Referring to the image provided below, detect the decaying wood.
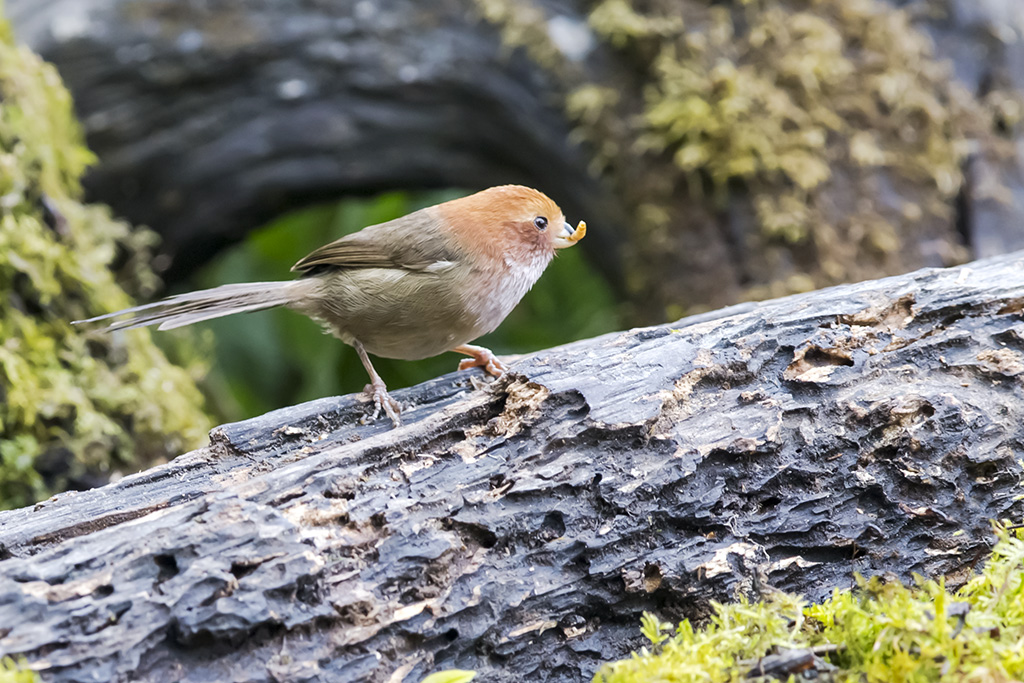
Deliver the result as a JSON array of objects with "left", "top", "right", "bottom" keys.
[{"left": 2, "top": 251, "right": 1024, "bottom": 682}]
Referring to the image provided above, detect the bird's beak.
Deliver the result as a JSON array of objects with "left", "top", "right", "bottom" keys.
[{"left": 553, "top": 220, "right": 587, "bottom": 249}]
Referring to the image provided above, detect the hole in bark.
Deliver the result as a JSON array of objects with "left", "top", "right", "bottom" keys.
[
  {"left": 540, "top": 511, "right": 566, "bottom": 540},
  {"left": 796, "top": 346, "right": 854, "bottom": 370},
  {"left": 323, "top": 479, "right": 358, "bottom": 499},
  {"left": 334, "top": 599, "right": 376, "bottom": 624},
  {"left": 996, "top": 298, "right": 1024, "bottom": 316},
  {"left": 479, "top": 529, "right": 498, "bottom": 548},
  {"left": 561, "top": 613, "right": 586, "bottom": 630},
  {"left": 294, "top": 575, "right": 321, "bottom": 605},
  {"left": 770, "top": 544, "right": 858, "bottom": 563},
  {"left": 443, "top": 519, "right": 498, "bottom": 549},
  {"left": 270, "top": 489, "right": 305, "bottom": 506},
  {"left": 230, "top": 561, "right": 259, "bottom": 580},
  {"left": 154, "top": 554, "right": 179, "bottom": 581},
  {"left": 467, "top": 524, "right": 498, "bottom": 549},
  {"left": 444, "top": 628, "right": 459, "bottom": 642},
  {"left": 966, "top": 459, "right": 1009, "bottom": 484},
  {"left": 643, "top": 564, "right": 663, "bottom": 592},
  {"left": 94, "top": 583, "right": 114, "bottom": 597}
]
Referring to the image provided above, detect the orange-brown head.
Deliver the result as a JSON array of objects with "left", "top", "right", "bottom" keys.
[{"left": 435, "top": 185, "right": 585, "bottom": 267}]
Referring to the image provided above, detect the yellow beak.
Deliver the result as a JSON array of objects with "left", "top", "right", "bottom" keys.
[{"left": 553, "top": 220, "right": 586, "bottom": 249}]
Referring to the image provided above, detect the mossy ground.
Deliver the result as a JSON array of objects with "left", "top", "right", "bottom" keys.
[
  {"left": 0, "top": 12, "right": 211, "bottom": 508},
  {"left": 596, "top": 525, "right": 1024, "bottom": 683}
]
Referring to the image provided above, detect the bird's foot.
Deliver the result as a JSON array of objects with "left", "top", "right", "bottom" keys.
[
  {"left": 455, "top": 345, "right": 507, "bottom": 378},
  {"left": 360, "top": 381, "right": 402, "bottom": 427}
]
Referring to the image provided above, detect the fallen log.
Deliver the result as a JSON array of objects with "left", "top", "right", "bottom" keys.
[{"left": 2, "top": 251, "right": 1023, "bottom": 682}]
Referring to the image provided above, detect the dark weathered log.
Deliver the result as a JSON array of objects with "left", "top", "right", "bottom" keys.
[{"left": 2, "top": 252, "right": 1024, "bottom": 682}]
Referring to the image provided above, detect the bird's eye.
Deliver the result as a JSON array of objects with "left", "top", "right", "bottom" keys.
[{"left": 534, "top": 216, "right": 548, "bottom": 231}]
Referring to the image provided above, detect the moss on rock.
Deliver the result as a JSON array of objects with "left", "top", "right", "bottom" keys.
[{"left": 0, "top": 15, "right": 211, "bottom": 509}]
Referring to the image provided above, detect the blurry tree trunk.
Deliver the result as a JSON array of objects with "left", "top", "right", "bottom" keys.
[
  {"left": 7, "top": 0, "right": 1024, "bottom": 319},
  {"left": 1, "top": 252, "right": 1023, "bottom": 682},
  {"left": 6, "top": 0, "right": 626, "bottom": 287}
]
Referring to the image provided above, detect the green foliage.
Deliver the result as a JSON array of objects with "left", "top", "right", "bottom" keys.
[
  {"left": 195, "top": 192, "right": 619, "bottom": 422},
  {"left": 0, "top": 17, "right": 210, "bottom": 508},
  {"left": 0, "top": 658, "right": 38, "bottom": 683},
  {"left": 596, "top": 525, "right": 1024, "bottom": 683}
]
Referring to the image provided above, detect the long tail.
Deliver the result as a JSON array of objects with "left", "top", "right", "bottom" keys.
[{"left": 74, "top": 280, "right": 317, "bottom": 332}]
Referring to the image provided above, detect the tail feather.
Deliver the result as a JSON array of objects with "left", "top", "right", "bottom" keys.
[{"left": 74, "top": 280, "right": 314, "bottom": 332}]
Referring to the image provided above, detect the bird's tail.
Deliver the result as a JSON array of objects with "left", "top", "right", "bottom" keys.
[{"left": 74, "top": 280, "right": 317, "bottom": 332}]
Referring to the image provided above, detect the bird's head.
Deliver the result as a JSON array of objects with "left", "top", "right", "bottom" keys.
[{"left": 438, "top": 185, "right": 586, "bottom": 266}]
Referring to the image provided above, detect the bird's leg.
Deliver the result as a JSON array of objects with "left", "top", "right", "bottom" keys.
[
  {"left": 353, "top": 340, "right": 401, "bottom": 426},
  {"left": 453, "top": 344, "right": 507, "bottom": 377}
]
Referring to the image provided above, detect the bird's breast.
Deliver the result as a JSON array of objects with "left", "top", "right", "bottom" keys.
[{"left": 462, "top": 251, "right": 551, "bottom": 333}]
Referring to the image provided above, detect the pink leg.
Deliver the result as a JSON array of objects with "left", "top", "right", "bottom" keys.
[
  {"left": 453, "top": 344, "right": 507, "bottom": 378},
  {"left": 353, "top": 340, "right": 401, "bottom": 426}
]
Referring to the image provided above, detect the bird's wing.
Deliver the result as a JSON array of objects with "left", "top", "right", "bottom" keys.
[{"left": 291, "top": 207, "right": 458, "bottom": 274}]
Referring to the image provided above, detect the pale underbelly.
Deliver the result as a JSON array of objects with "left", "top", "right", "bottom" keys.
[{"left": 300, "top": 267, "right": 513, "bottom": 360}]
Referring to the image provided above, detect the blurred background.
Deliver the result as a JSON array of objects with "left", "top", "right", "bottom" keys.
[{"left": 2, "top": 0, "right": 1023, "bottom": 506}]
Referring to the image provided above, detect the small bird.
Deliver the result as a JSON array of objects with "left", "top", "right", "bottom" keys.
[{"left": 76, "top": 185, "right": 586, "bottom": 426}]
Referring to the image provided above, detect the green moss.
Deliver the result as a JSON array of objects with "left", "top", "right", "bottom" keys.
[
  {"left": 419, "top": 671, "right": 476, "bottom": 683},
  {"left": 595, "top": 524, "right": 1024, "bottom": 683},
  {"left": 0, "top": 658, "right": 38, "bottom": 683},
  {"left": 475, "top": 0, "right": 1018, "bottom": 319},
  {"left": 0, "top": 14, "right": 211, "bottom": 508},
  {"left": 583, "top": 0, "right": 1011, "bottom": 310},
  {"left": 472, "top": 0, "right": 575, "bottom": 79}
]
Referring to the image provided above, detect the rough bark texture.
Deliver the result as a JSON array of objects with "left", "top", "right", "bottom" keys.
[{"left": 2, "top": 251, "right": 1024, "bottom": 683}]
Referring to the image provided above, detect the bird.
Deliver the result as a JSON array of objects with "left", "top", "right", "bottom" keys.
[{"left": 75, "top": 185, "right": 587, "bottom": 426}]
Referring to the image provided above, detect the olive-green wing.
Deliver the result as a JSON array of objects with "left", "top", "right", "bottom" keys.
[{"left": 291, "top": 208, "right": 457, "bottom": 274}]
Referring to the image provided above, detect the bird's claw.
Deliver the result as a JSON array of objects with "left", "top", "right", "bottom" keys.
[
  {"left": 361, "top": 382, "right": 402, "bottom": 426},
  {"left": 457, "top": 351, "right": 507, "bottom": 378}
]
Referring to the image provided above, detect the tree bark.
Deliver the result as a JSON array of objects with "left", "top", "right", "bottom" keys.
[{"left": 2, "top": 251, "right": 1023, "bottom": 683}]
